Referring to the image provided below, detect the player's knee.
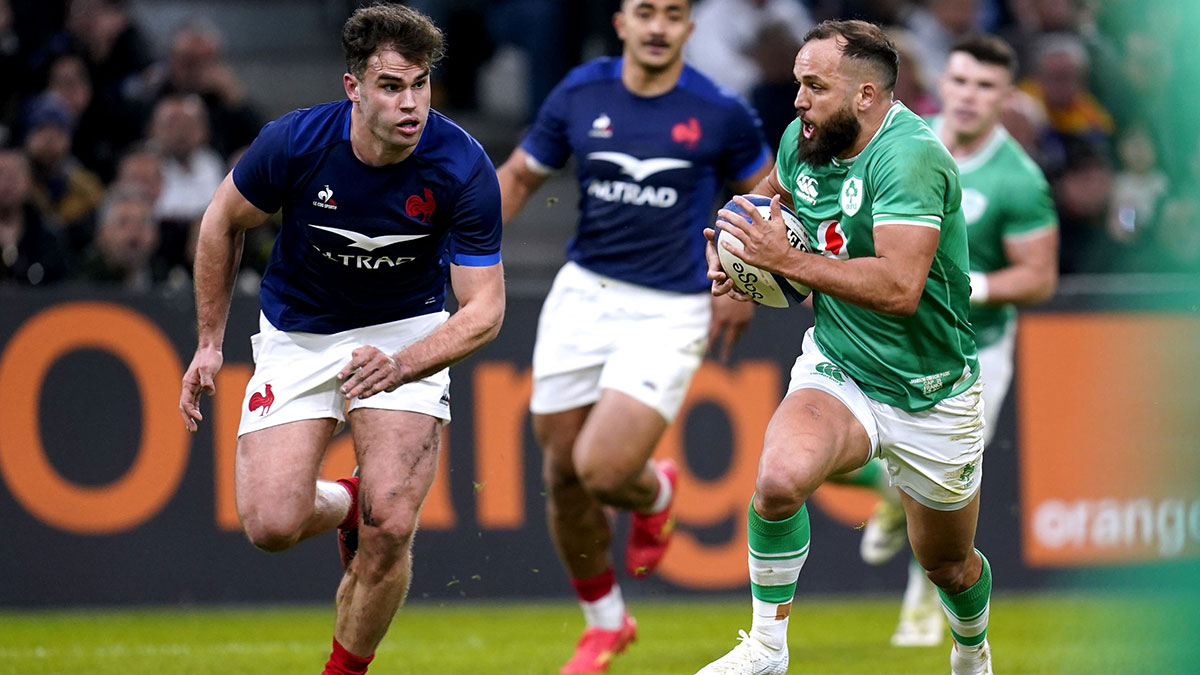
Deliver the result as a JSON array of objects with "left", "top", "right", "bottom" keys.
[
  {"left": 359, "top": 510, "right": 419, "bottom": 566},
  {"left": 754, "top": 452, "right": 820, "bottom": 516},
  {"left": 241, "top": 515, "right": 303, "bottom": 553},
  {"left": 576, "top": 461, "right": 633, "bottom": 503}
]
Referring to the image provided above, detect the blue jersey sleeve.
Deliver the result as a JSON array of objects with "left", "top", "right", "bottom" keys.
[
  {"left": 721, "top": 99, "right": 771, "bottom": 183},
  {"left": 447, "top": 153, "right": 503, "bottom": 266},
  {"left": 232, "top": 114, "right": 293, "bottom": 214},
  {"left": 519, "top": 79, "right": 572, "bottom": 170}
]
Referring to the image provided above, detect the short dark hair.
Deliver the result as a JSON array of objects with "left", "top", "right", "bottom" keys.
[
  {"left": 803, "top": 20, "right": 898, "bottom": 91},
  {"left": 950, "top": 34, "right": 1018, "bottom": 77},
  {"left": 342, "top": 3, "right": 445, "bottom": 79}
]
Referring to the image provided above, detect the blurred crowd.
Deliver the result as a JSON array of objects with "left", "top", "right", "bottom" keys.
[{"left": 1, "top": 0, "right": 1196, "bottom": 290}]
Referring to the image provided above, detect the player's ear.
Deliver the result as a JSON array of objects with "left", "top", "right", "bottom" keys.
[
  {"left": 344, "top": 72, "right": 361, "bottom": 103},
  {"left": 857, "top": 81, "right": 877, "bottom": 112},
  {"left": 613, "top": 3, "right": 627, "bottom": 41}
]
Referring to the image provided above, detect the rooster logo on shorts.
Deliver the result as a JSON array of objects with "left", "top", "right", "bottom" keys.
[{"left": 249, "top": 384, "right": 275, "bottom": 416}]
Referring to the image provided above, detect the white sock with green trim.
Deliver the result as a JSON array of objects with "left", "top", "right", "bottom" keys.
[{"left": 747, "top": 501, "right": 810, "bottom": 651}]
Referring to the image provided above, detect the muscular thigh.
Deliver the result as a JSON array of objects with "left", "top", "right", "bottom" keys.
[
  {"left": 349, "top": 408, "right": 441, "bottom": 524},
  {"left": 761, "top": 388, "right": 872, "bottom": 492},
  {"left": 236, "top": 418, "right": 338, "bottom": 516},
  {"left": 573, "top": 389, "right": 668, "bottom": 480}
]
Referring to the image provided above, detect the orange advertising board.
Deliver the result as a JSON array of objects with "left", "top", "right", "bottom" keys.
[{"left": 1018, "top": 313, "right": 1200, "bottom": 567}]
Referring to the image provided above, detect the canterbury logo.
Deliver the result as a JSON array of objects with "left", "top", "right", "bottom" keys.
[
  {"left": 308, "top": 224, "right": 429, "bottom": 251},
  {"left": 405, "top": 188, "right": 436, "bottom": 222},
  {"left": 586, "top": 152, "right": 692, "bottom": 182},
  {"left": 815, "top": 362, "right": 845, "bottom": 383}
]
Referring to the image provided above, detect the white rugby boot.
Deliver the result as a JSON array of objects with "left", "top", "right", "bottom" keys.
[
  {"left": 694, "top": 630, "right": 788, "bottom": 675},
  {"left": 950, "top": 639, "right": 993, "bottom": 675},
  {"left": 860, "top": 498, "right": 907, "bottom": 565},
  {"left": 891, "top": 565, "right": 945, "bottom": 647}
]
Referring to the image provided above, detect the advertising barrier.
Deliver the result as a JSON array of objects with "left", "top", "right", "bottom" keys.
[{"left": 0, "top": 288, "right": 1196, "bottom": 606}]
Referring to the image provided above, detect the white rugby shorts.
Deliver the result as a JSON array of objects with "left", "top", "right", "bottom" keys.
[
  {"left": 530, "top": 262, "right": 710, "bottom": 422},
  {"left": 786, "top": 327, "right": 986, "bottom": 511},
  {"left": 238, "top": 311, "right": 451, "bottom": 437},
  {"left": 977, "top": 321, "right": 1016, "bottom": 446}
]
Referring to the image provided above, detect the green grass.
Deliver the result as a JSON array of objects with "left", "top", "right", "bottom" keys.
[{"left": 0, "top": 593, "right": 1192, "bottom": 674}]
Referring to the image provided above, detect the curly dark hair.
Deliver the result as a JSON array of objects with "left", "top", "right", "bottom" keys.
[{"left": 342, "top": 3, "right": 445, "bottom": 78}]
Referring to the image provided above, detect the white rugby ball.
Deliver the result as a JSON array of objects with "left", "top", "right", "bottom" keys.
[{"left": 715, "top": 195, "right": 813, "bottom": 308}]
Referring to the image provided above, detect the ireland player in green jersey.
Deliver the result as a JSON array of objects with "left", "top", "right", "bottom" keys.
[
  {"left": 695, "top": 21, "right": 993, "bottom": 675},
  {"left": 857, "top": 34, "right": 1059, "bottom": 650}
]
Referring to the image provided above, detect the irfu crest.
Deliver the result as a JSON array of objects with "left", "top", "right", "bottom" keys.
[{"left": 840, "top": 176, "right": 863, "bottom": 216}]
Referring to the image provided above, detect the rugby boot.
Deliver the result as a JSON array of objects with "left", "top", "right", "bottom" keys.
[
  {"left": 560, "top": 614, "right": 637, "bottom": 674},
  {"left": 625, "top": 458, "right": 678, "bottom": 577}
]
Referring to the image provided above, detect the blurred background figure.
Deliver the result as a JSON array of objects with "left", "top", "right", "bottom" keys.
[
  {"left": 0, "top": 148, "right": 68, "bottom": 286},
  {"left": 1107, "top": 123, "right": 1168, "bottom": 247},
  {"left": 76, "top": 185, "right": 161, "bottom": 289},
  {"left": 887, "top": 28, "right": 939, "bottom": 116},
  {"left": 686, "top": 0, "right": 813, "bottom": 150},
  {"left": 44, "top": 52, "right": 135, "bottom": 182},
  {"left": 21, "top": 92, "right": 105, "bottom": 256},
  {"left": 145, "top": 93, "right": 222, "bottom": 281},
  {"left": 146, "top": 94, "right": 222, "bottom": 225},
  {"left": 900, "top": 0, "right": 980, "bottom": 79},
  {"left": 130, "top": 19, "right": 263, "bottom": 158}
]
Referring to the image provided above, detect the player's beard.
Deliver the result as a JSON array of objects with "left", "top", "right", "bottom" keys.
[{"left": 797, "top": 101, "right": 861, "bottom": 167}]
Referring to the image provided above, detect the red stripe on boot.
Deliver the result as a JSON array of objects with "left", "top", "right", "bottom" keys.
[{"left": 570, "top": 568, "right": 616, "bottom": 603}]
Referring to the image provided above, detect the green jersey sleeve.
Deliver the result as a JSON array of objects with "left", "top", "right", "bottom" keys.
[
  {"left": 1002, "top": 157, "right": 1057, "bottom": 240},
  {"left": 867, "top": 137, "right": 959, "bottom": 230}
]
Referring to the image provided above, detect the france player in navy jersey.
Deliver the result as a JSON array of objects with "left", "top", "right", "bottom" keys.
[
  {"left": 177, "top": 6, "right": 504, "bottom": 674},
  {"left": 496, "top": 1, "right": 772, "bottom": 672}
]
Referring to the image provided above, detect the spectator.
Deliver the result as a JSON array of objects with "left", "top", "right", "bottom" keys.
[
  {"left": 77, "top": 186, "right": 161, "bottom": 289},
  {"left": 1002, "top": 0, "right": 1089, "bottom": 79},
  {"left": 112, "top": 144, "right": 163, "bottom": 207},
  {"left": 1000, "top": 87, "right": 1049, "bottom": 155},
  {"left": 1107, "top": 123, "right": 1168, "bottom": 246},
  {"left": 686, "top": 0, "right": 813, "bottom": 150},
  {"left": 22, "top": 92, "right": 105, "bottom": 253},
  {"left": 1020, "top": 33, "right": 1114, "bottom": 176},
  {"left": 888, "top": 28, "right": 939, "bottom": 117},
  {"left": 0, "top": 0, "right": 26, "bottom": 144},
  {"left": 686, "top": 0, "right": 814, "bottom": 100},
  {"left": 902, "top": 0, "right": 980, "bottom": 81},
  {"left": 147, "top": 94, "right": 224, "bottom": 226},
  {"left": 0, "top": 149, "right": 69, "bottom": 286},
  {"left": 1053, "top": 141, "right": 1116, "bottom": 274},
  {"left": 132, "top": 20, "right": 263, "bottom": 158},
  {"left": 45, "top": 52, "right": 138, "bottom": 181}
]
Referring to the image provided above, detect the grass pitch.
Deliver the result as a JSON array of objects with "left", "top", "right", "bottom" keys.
[{"left": 0, "top": 593, "right": 1191, "bottom": 674}]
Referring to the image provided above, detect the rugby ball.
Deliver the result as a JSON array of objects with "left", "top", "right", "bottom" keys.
[{"left": 715, "top": 195, "right": 813, "bottom": 308}]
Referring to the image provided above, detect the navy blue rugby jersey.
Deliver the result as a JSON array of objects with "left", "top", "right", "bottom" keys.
[
  {"left": 521, "top": 57, "right": 770, "bottom": 293},
  {"left": 233, "top": 100, "right": 502, "bottom": 334}
]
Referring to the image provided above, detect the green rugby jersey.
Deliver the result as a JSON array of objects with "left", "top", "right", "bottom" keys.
[
  {"left": 931, "top": 117, "right": 1057, "bottom": 349},
  {"left": 776, "top": 102, "right": 978, "bottom": 412}
]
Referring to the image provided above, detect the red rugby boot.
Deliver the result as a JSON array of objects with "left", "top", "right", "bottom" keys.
[
  {"left": 559, "top": 614, "right": 637, "bottom": 674},
  {"left": 625, "top": 458, "right": 678, "bottom": 578}
]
